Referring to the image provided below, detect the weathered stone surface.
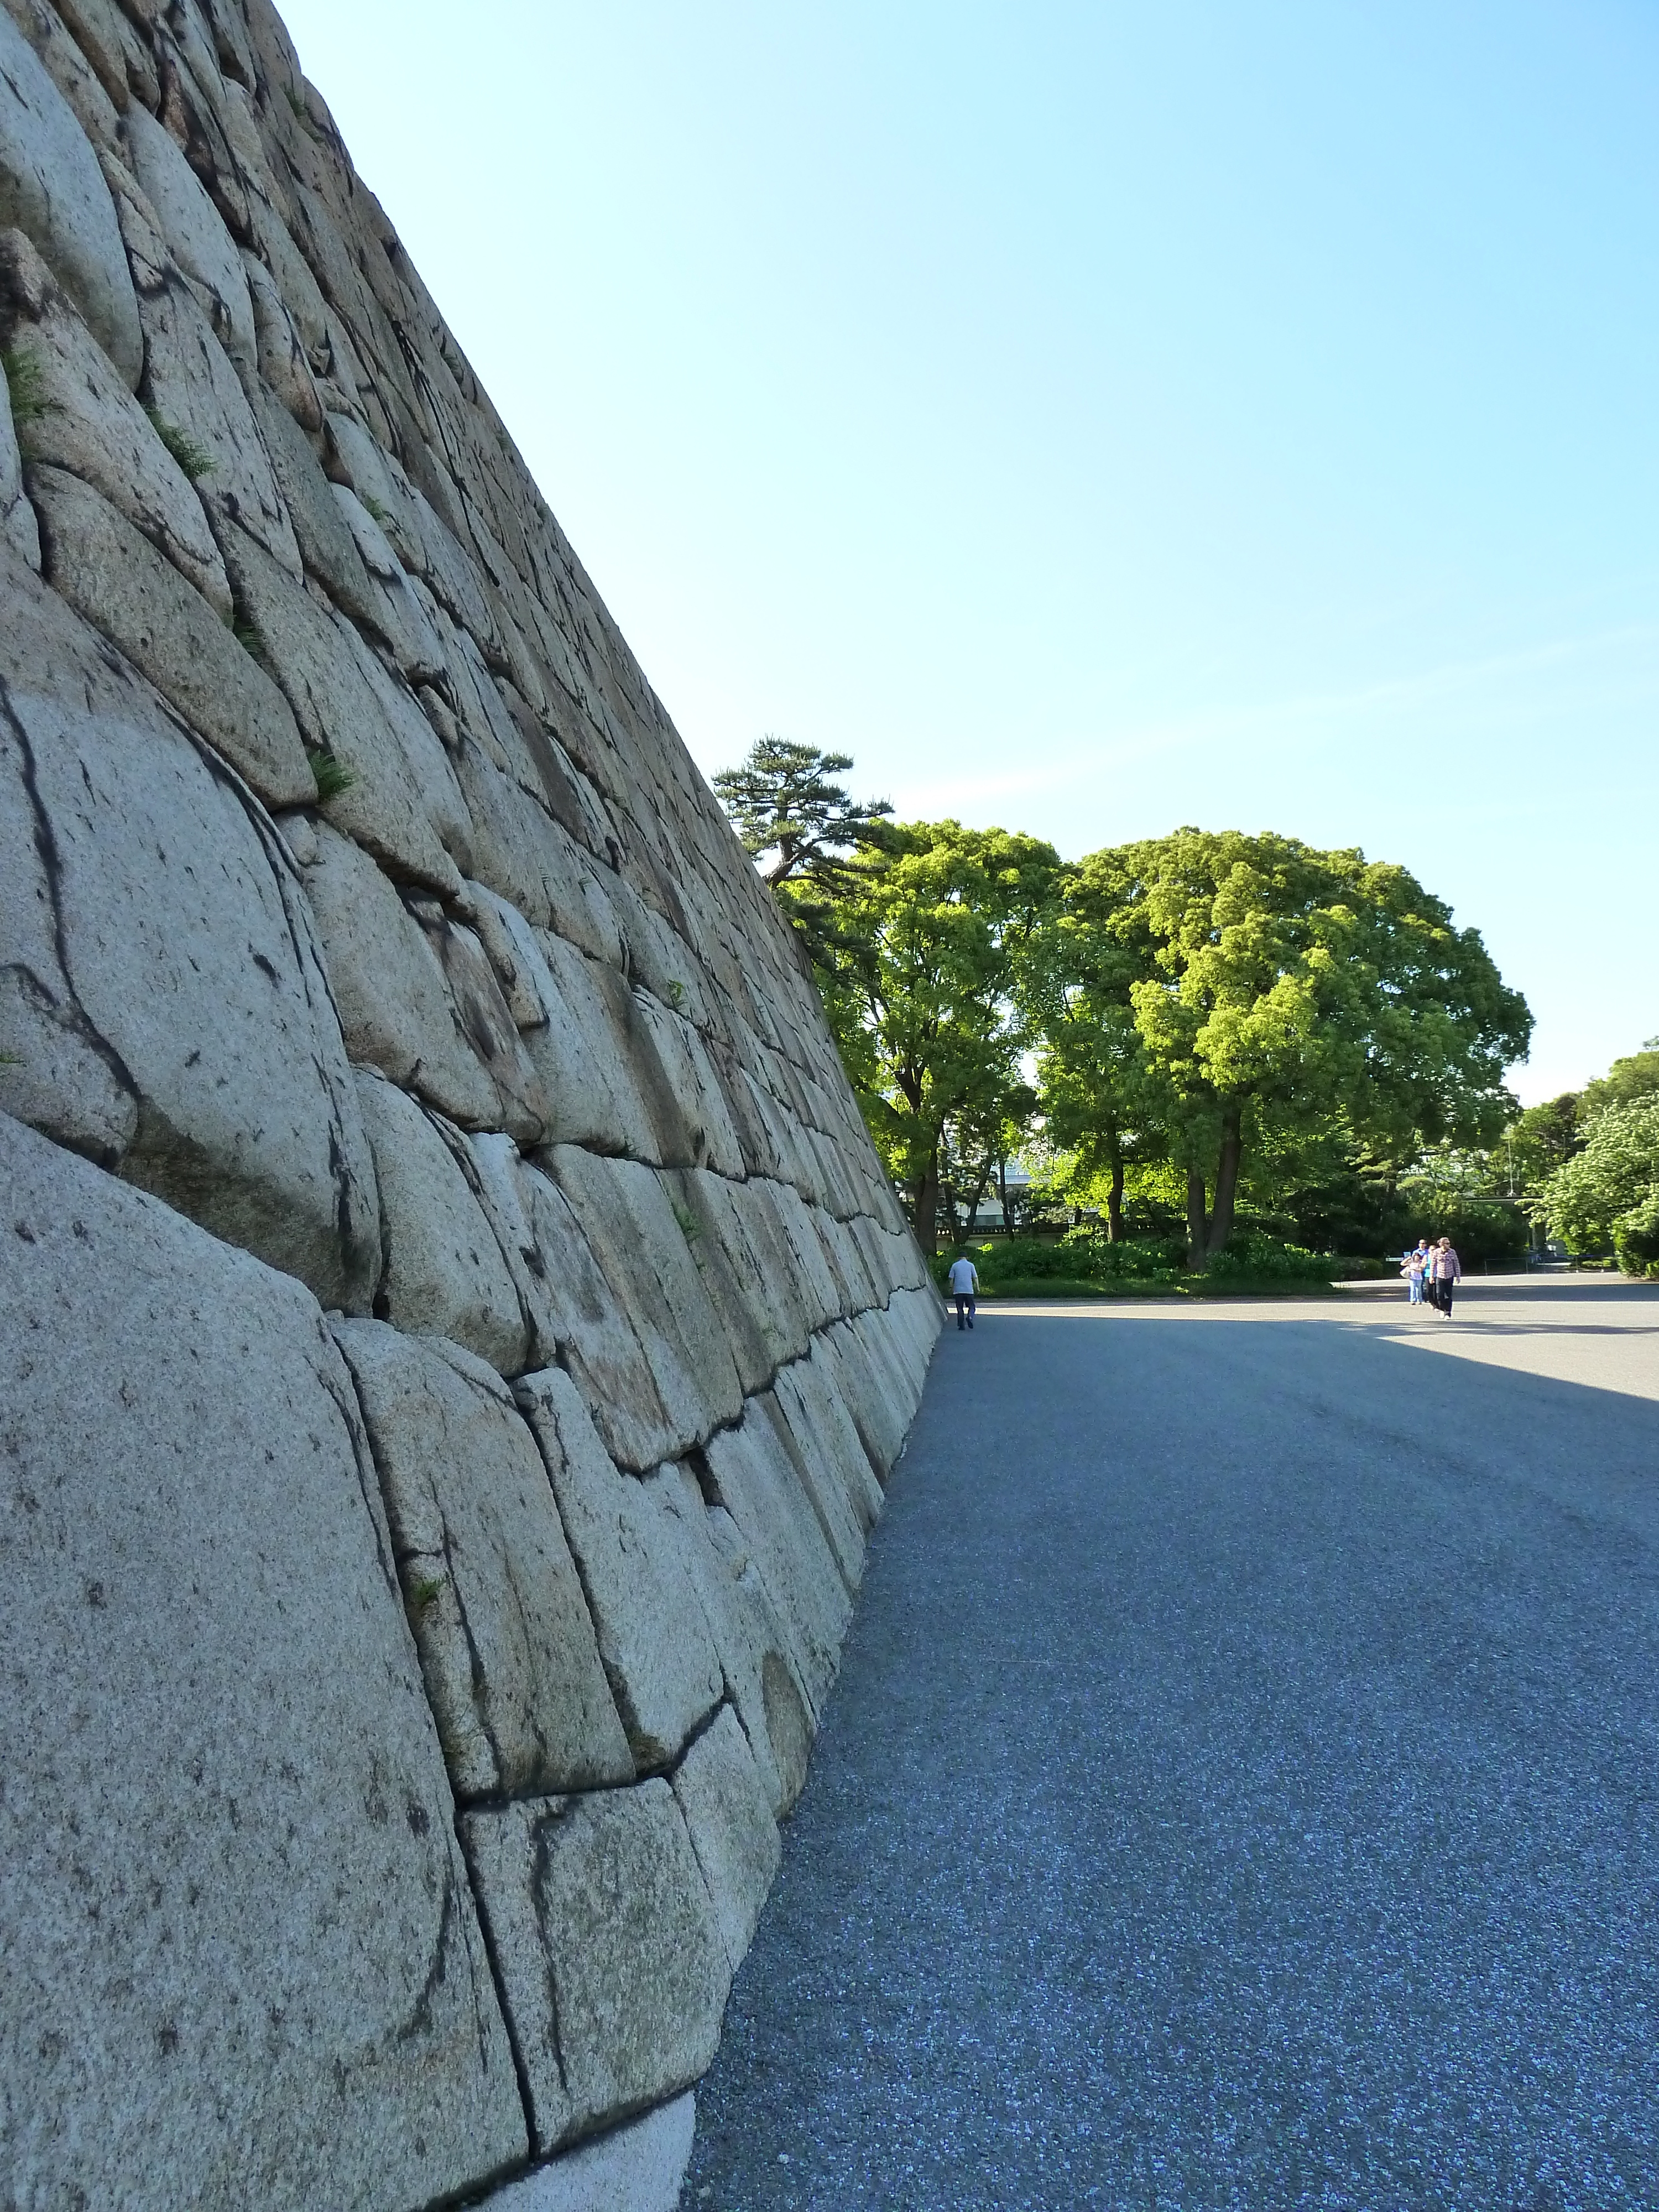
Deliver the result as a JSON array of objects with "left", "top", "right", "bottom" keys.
[
  {"left": 296, "top": 817, "right": 500, "bottom": 1124},
  {"left": 481, "top": 2095, "right": 695, "bottom": 2212},
  {"left": 462, "top": 1783, "right": 731, "bottom": 2152},
  {"left": 0, "top": 12, "right": 140, "bottom": 378},
  {"left": 0, "top": 542, "right": 381, "bottom": 1307},
  {"left": 241, "top": 246, "right": 324, "bottom": 427},
  {"left": 332, "top": 477, "right": 447, "bottom": 680},
  {"left": 525, "top": 929, "right": 660, "bottom": 1158},
  {"left": 0, "top": 1110, "right": 526, "bottom": 2209},
  {"left": 334, "top": 1321, "right": 632, "bottom": 1799},
  {"left": 791, "top": 1338, "right": 886, "bottom": 1531},
  {"left": 139, "top": 274, "right": 304, "bottom": 571},
  {"left": 0, "top": 328, "right": 38, "bottom": 564},
  {"left": 517, "top": 1364, "right": 724, "bottom": 1769},
  {"left": 353, "top": 1070, "right": 530, "bottom": 1373},
  {"left": 29, "top": 461, "right": 314, "bottom": 804},
  {"left": 217, "top": 518, "right": 463, "bottom": 893},
  {"left": 122, "top": 101, "right": 255, "bottom": 364},
  {"left": 1, "top": 0, "right": 119, "bottom": 154},
  {"left": 644, "top": 1462, "right": 813, "bottom": 1816},
  {"left": 336, "top": 609, "right": 475, "bottom": 863},
  {"left": 468, "top": 1142, "right": 678, "bottom": 1472},
  {"left": 547, "top": 1144, "right": 745, "bottom": 1453},
  {"left": 672, "top": 1705, "right": 782, "bottom": 1975},
  {"left": 702, "top": 1404, "right": 853, "bottom": 1717},
  {"left": 0, "top": 226, "right": 232, "bottom": 609},
  {"left": 633, "top": 989, "right": 745, "bottom": 1176},
  {"left": 758, "top": 1372, "right": 868, "bottom": 1594},
  {"left": 414, "top": 896, "right": 551, "bottom": 1144}
]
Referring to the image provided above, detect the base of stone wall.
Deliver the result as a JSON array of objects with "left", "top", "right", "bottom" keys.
[{"left": 473, "top": 2095, "right": 695, "bottom": 2211}]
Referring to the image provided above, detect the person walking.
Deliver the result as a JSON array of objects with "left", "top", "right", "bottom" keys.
[
  {"left": 1430, "top": 1235, "right": 1462, "bottom": 1318},
  {"left": 946, "top": 1250, "right": 979, "bottom": 1331},
  {"left": 1403, "top": 1240, "right": 1430, "bottom": 1307}
]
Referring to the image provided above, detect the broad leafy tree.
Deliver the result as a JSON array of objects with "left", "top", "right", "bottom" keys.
[
  {"left": 1534, "top": 1099, "right": 1659, "bottom": 1276},
  {"left": 809, "top": 821, "right": 1060, "bottom": 1249},
  {"left": 1048, "top": 830, "right": 1532, "bottom": 1269}
]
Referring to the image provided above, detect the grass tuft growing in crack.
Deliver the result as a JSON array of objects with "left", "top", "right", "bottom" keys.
[
  {"left": 671, "top": 1199, "right": 702, "bottom": 1246},
  {"left": 408, "top": 1574, "right": 445, "bottom": 1621},
  {"left": 2, "top": 346, "right": 56, "bottom": 452},
  {"left": 359, "top": 492, "right": 393, "bottom": 527},
  {"left": 306, "top": 747, "right": 357, "bottom": 804},
  {"left": 144, "top": 408, "right": 215, "bottom": 481}
]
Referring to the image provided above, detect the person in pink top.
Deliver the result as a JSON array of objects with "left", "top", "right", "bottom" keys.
[{"left": 1430, "top": 1236, "right": 1462, "bottom": 1318}]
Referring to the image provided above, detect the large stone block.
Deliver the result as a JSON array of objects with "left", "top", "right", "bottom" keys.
[
  {"left": 0, "top": 225, "right": 231, "bottom": 610},
  {"left": 29, "top": 461, "right": 315, "bottom": 806},
  {"left": 479, "top": 2095, "right": 695, "bottom": 2212},
  {"left": 0, "top": 544, "right": 381, "bottom": 1310},
  {"left": 671, "top": 1705, "right": 781, "bottom": 1975},
  {"left": 525, "top": 928, "right": 660, "bottom": 1158},
  {"left": 466, "top": 1141, "right": 677, "bottom": 1472},
  {"left": 701, "top": 1404, "right": 853, "bottom": 1717},
  {"left": 0, "top": 1111, "right": 526, "bottom": 2209},
  {"left": 760, "top": 1367, "right": 871, "bottom": 1590},
  {"left": 293, "top": 816, "right": 502, "bottom": 1126},
  {"left": 462, "top": 1784, "right": 731, "bottom": 2153},
  {"left": 515, "top": 1364, "right": 723, "bottom": 1769},
  {"left": 545, "top": 1144, "right": 744, "bottom": 1455},
  {"left": 353, "top": 1071, "right": 530, "bottom": 1373},
  {"left": 333, "top": 1321, "right": 632, "bottom": 1799},
  {"left": 217, "top": 517, "right": 464, "bottom": 895},
  {"left": 0, "top": 12, "right": 140, "bottom": 379},
  {"left": 643, "top": 1463, "right": 814, "bottom": 1817},
  {"left": 122, "top": 101, "right": 255, "bottom": 364}
]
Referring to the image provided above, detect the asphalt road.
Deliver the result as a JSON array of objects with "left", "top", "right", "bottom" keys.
[{"left": 682, "top": 1278, "right": 1659, "bottom": 2212}]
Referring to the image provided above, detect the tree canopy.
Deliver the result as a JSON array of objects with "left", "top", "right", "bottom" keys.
[
  {"left": 712, "top": 738, "right": 894, "bottom": 890},
  {"left": 800, "top": 820, "right": 1060, "bottom": 1251},
  {"left": 1040, "top": 830, "right": 1531, "bottom": 1266},
  {"left": 716, "top": 743, "right": 1537, "bottom": 1267}
]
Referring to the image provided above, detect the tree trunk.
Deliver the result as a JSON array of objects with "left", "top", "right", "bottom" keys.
[
  {"left": 913, "top": 1151, "right": 941, "bottom": 1254},
  {"left": 1186, "top": 1168, "right": 1207, "bottom": 1274},
  {"left": 997, "top": 1156, "right": 1010, "bottom": 1238},
  {"left": 1107, "top": 1140, "right": 1124, "bottom": 1244},
  {"left": 962, "top": 1156, "right": 993, "bottom": 1239},
  {"left": 1205, "top": 1100, "right": 1244, "bottom": 1259}
]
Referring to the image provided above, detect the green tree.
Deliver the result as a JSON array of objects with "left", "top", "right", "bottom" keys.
[
  {"left": 1500, "top": 1093, "right": 1583, "bottom": 1200},
  {"left": 810, "top": 820, "right": 1060, "bottom": 1249},
  {"left": 1534, "top": 1099, "right": 1659, "bottom": 1276},
  {"left": 713, "top": 737, "right": 894, "bottom": 889},
  {"left": 1581, "top": 1039, "right": 1659, "bottom": 1117},
  {"left": 1048, "top": 830, "right": 1532, "bottom": 1270}
]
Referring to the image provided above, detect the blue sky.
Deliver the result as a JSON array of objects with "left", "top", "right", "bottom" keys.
[{"left": 280, "top": 0, "right": 1659, "bottom": 1101}]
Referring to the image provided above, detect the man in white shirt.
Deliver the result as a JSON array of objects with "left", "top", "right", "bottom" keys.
[{"left": 947, "top": 1251, "right": 979, "bottom": 1331}]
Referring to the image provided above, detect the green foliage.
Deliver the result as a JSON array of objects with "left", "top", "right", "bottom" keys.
[
  {"left": 671, "top": 1199, "right": 702, "bottom": 1246},
  {"left": 931, "top": 1227, "right": 1335, "bottom": 1294},
  {"left": 1042, "top": 828, "right": 1531, "bottom": 1265},
  {"left": 1499, "top": 1093, "right": 1583, "bottom": 1194},
  {"left": 1, "top": 344, "right": 54, "bottom": 435},
  {"left": 229, "top": 612, "right": 268, "bottom": 666},
  {"left": 715, "top": 737, "right": 895, "bottom": 891},
  {"left": 803, "top": 819, "right": 1061, "bottom": 1244},
  {"left": 144, "top": 408, "right": 215, "bottom": 481},
  {"left": 359, "top": 492, "right": 393, "bottom": 527},
  {"left": 306, "top": 747, "right": 356, "bottom": 803},
  {"left": 1582, "top": 1041, "right": 1659, "bottom": 1117},
  {"left": 1534, "top": 1098, "right": 1659, "bottom": 1277}
]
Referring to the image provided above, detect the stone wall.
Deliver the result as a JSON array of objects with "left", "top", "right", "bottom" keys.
[{"left": 0, "top": 2, "right": 939, "bottom": 2203}]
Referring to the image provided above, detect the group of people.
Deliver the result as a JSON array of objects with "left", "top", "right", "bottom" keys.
[{"left": 1402, "top": 1236, "right": 1462, "bottom": 1317}]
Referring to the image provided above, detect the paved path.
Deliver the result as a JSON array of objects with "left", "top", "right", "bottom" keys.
[{"left": 682, "top": 1277, "right": 1659, "bottom": 2211}]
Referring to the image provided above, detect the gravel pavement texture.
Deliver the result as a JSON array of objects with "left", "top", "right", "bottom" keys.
[{"left": 682, "top": 1276, "right": 1659, "bottom": 2212}]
